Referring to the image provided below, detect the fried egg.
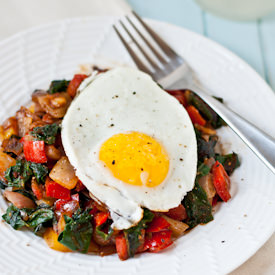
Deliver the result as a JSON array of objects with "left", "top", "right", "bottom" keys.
[{"left": 62, "top": 67, "right": 197, "bottom": 230}]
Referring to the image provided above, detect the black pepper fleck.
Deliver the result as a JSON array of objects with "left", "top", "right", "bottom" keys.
[
  {"left": 133, "top": 91, "right": 136, "bottom": 95},
  {"left": 141, "top": 168, "right": 143, "bottom": 171},
  {"left": 110, "top": 124, "right": 114, "bottom": 127},
  {"left": 221, "top": 241, "right": 225, "bottom": 243},
  {"left": 180, "top": 158, "right": 183, "bottom": 161},
  {"left": 112, "top": 160, "right": 115, "bottom": 165},
  {"left": 79, "top": 124, "right": 83, "bottom": 127}
]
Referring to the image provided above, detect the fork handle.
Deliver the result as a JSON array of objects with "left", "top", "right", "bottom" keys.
[{"left": 192, "top": 85, "right": 275, "bottom": 174}]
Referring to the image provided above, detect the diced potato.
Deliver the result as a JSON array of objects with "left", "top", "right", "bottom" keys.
[
  {"left": 0, "top": 150, "right": 16, "bottom": 180},
  {"left": 162, "top": 215, "right": 189, "bottom": 237},
  {"left": 16, "top": 107, "right": 34, "bottom": 137},
  {"left": 44, "top": 228, "right": 71, "bottom": 252},
  {"left": 4, "top": 127, "right": 17, "bottom": 140},
  {"left": 49, "top": 156, "right": 78, "bottom": 189},
  {"left": 38, "top": 93, "right": 71, "bottom": 118},
  {"left": 56, "top": 215, "right": 66, "bottom": 235}
]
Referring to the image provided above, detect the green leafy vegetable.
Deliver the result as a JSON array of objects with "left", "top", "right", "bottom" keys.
[
  {"left": 48, "top": 80, "right": 70, "bottom": 94},
  {"left": 197, "top": 135, "right": 218, "bottom": 162},
  {"left": 183, "top": 181, "right": 213, "bottom": 228},
  {"left": 30, "top": 163, "right": 48, "bottom": 184},
  {"left": 5, "top": 160, "right": 33, "bottom": 187},
  {"left": 189, "top": 92, "right": 225, "bottom": 128},
  {"left": 30, "top": 123, "right": 60, "bottom": 145},
  {"left": 212, "top": 96, "right": 224, "bottom": 103},
  {"left": 215, "top": 152, "right": 240, "bottom": 176},
  {"left": 124, "top": 209, "right": 154, "bottom": 257},
  {"left": 2, "top": 204, "right": 54, "bottom": 233},
  {"left": 2, "top": 205, "right": 27, "bottom": 230},
  {"left": 28, "top": 208, "right": 54, "bottom": 233},
  {"left": 0, "top": 180, "right": 8, "bottom": 189},
  {"left": 5, "top": 160, "right": 48, "bottom": 187},
  {"left": 96, "top": 224, "right": 113, "bottom": 241},
  {"left": 196, "top": 163, "right": 210, "bottom": 179},
  {"left": 58, "top": 209, "right": 93, "bottom": 253}
]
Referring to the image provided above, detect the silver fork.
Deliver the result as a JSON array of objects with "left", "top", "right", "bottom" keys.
[{"left": 113, "top": 11, "right": 275, "bottom": 174}]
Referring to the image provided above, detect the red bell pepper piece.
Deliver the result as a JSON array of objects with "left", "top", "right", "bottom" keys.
[
  {"left": 67, "top": 74, "right": 88, "bottom": 98},
  {"left": 55, "top": 193, "right": 79, "bottom": 211},
  {"left": 146, "top": 216, "right": 170, "bottom": 233},
  {"left": 186, "top": 105, "right": 206, "bottom": 126},
  {"left": 55, "top": 193, "right": 79, "bottom": 217},
  {"left": 22, "top": 136, "right": 47, "bottom": 163},
  {"left": 166, "top": 90, "right": 187, "bottom": 107},
  {"left": 144, "top": 230, "right": 173, "bottom": 252},
  {"left": 45, "top": 177, "right": 71, "bottom": 200},
  {"left": 94, "top": 212, "right": 109, "bottom": 227},
  {"left": 165, "top": 204, "right": 187, "bottom": 221},
  {"left": 115, "top": 234, "right": 128, "bottom": 260},
  {"left": 212, "top": 161, "right": 231, "bottom": 202},
  {"left": 31, "top": 180, "right": 43, "bottom": 200},
  {"left": 212, "top": 195, "right": 219, "bottom": 206}
]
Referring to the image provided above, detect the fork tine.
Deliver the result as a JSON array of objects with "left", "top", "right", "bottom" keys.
[
  {"left": 132, "top": 11, "right": 177, "bottom": 58},
  {"left": 119, "top": 20, "right": 160, "bottom": 70},
  {"left": 126, "top": 15, "right": 166, "bottom": 64},
  {"left": 112, "top": 25, "right": 151, "bottom": 75}
]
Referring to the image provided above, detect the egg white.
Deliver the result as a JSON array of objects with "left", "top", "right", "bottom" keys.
[{"left": 62, "top": 67, "right": 197, "bottom": 229}]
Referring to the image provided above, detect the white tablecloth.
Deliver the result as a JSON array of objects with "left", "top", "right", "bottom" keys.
[{"left": 0, "top": 0, "right": 274, "bottom": 274}]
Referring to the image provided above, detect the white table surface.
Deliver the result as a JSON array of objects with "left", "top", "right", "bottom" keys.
[{"left": 0, "top": 0, "right": 274, "bottom": 274}]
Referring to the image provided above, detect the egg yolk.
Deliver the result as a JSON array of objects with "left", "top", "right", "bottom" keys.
[{"left": 99, "top": 132, "right": 169, "bottom": 187}]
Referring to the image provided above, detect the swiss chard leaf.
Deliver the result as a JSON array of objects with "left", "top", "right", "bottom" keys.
[
  {"left": 2, "top": 205, "right": 27, "bottom": 230},
  {"left": 58, "top": 209, "right": 93, "bottom": 253},
  {"left": 30, "top": 163, "right": 48, "bottom": 184},
  {"left": 5, "top": 160, "right": 48, "bottom": 187},
  {"left": 2, "top": 204, "right": 54, "bottom": 233},
  {"left": 212, "top": 96, "right": 224, "bottom": 103},
  {"left": 30, "top": 123, "right": 60, "bottom": 145},
  {"left": 0, "top": 180, "right": 8, "bottom": 189},
  {"left": 96, "top": 224, "right": 114, "bottom": 241},
  {"left": 28, "top": 207, "right": 54, "bottom": 233},
  {"left": 197, "top": 135, "right": 218, "bottom": 162},
  {"left": 48, "top": 80, "right": 70, "bottom": 94},
  {"left": 124, "top": 209, "right": 154, "bottom": 257},
  {"left": 196, "top": 162, "right": 210, "bottom": 179},
  {"left": 183, "top": 181, "right": 213, "bottom": 228},
  {"left": 5, "top": 160, "right": 33, "bottom": 187},
  {"left": 189, "top": 92, "right": 225, "bottom": 128},
  {"left": 215, "top": 152, "right": 240, "bottom": 176}
]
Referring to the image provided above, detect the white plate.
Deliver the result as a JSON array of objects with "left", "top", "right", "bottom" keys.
[{"left": 0, "top": 16, "right": 275, "bottom": 275}]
